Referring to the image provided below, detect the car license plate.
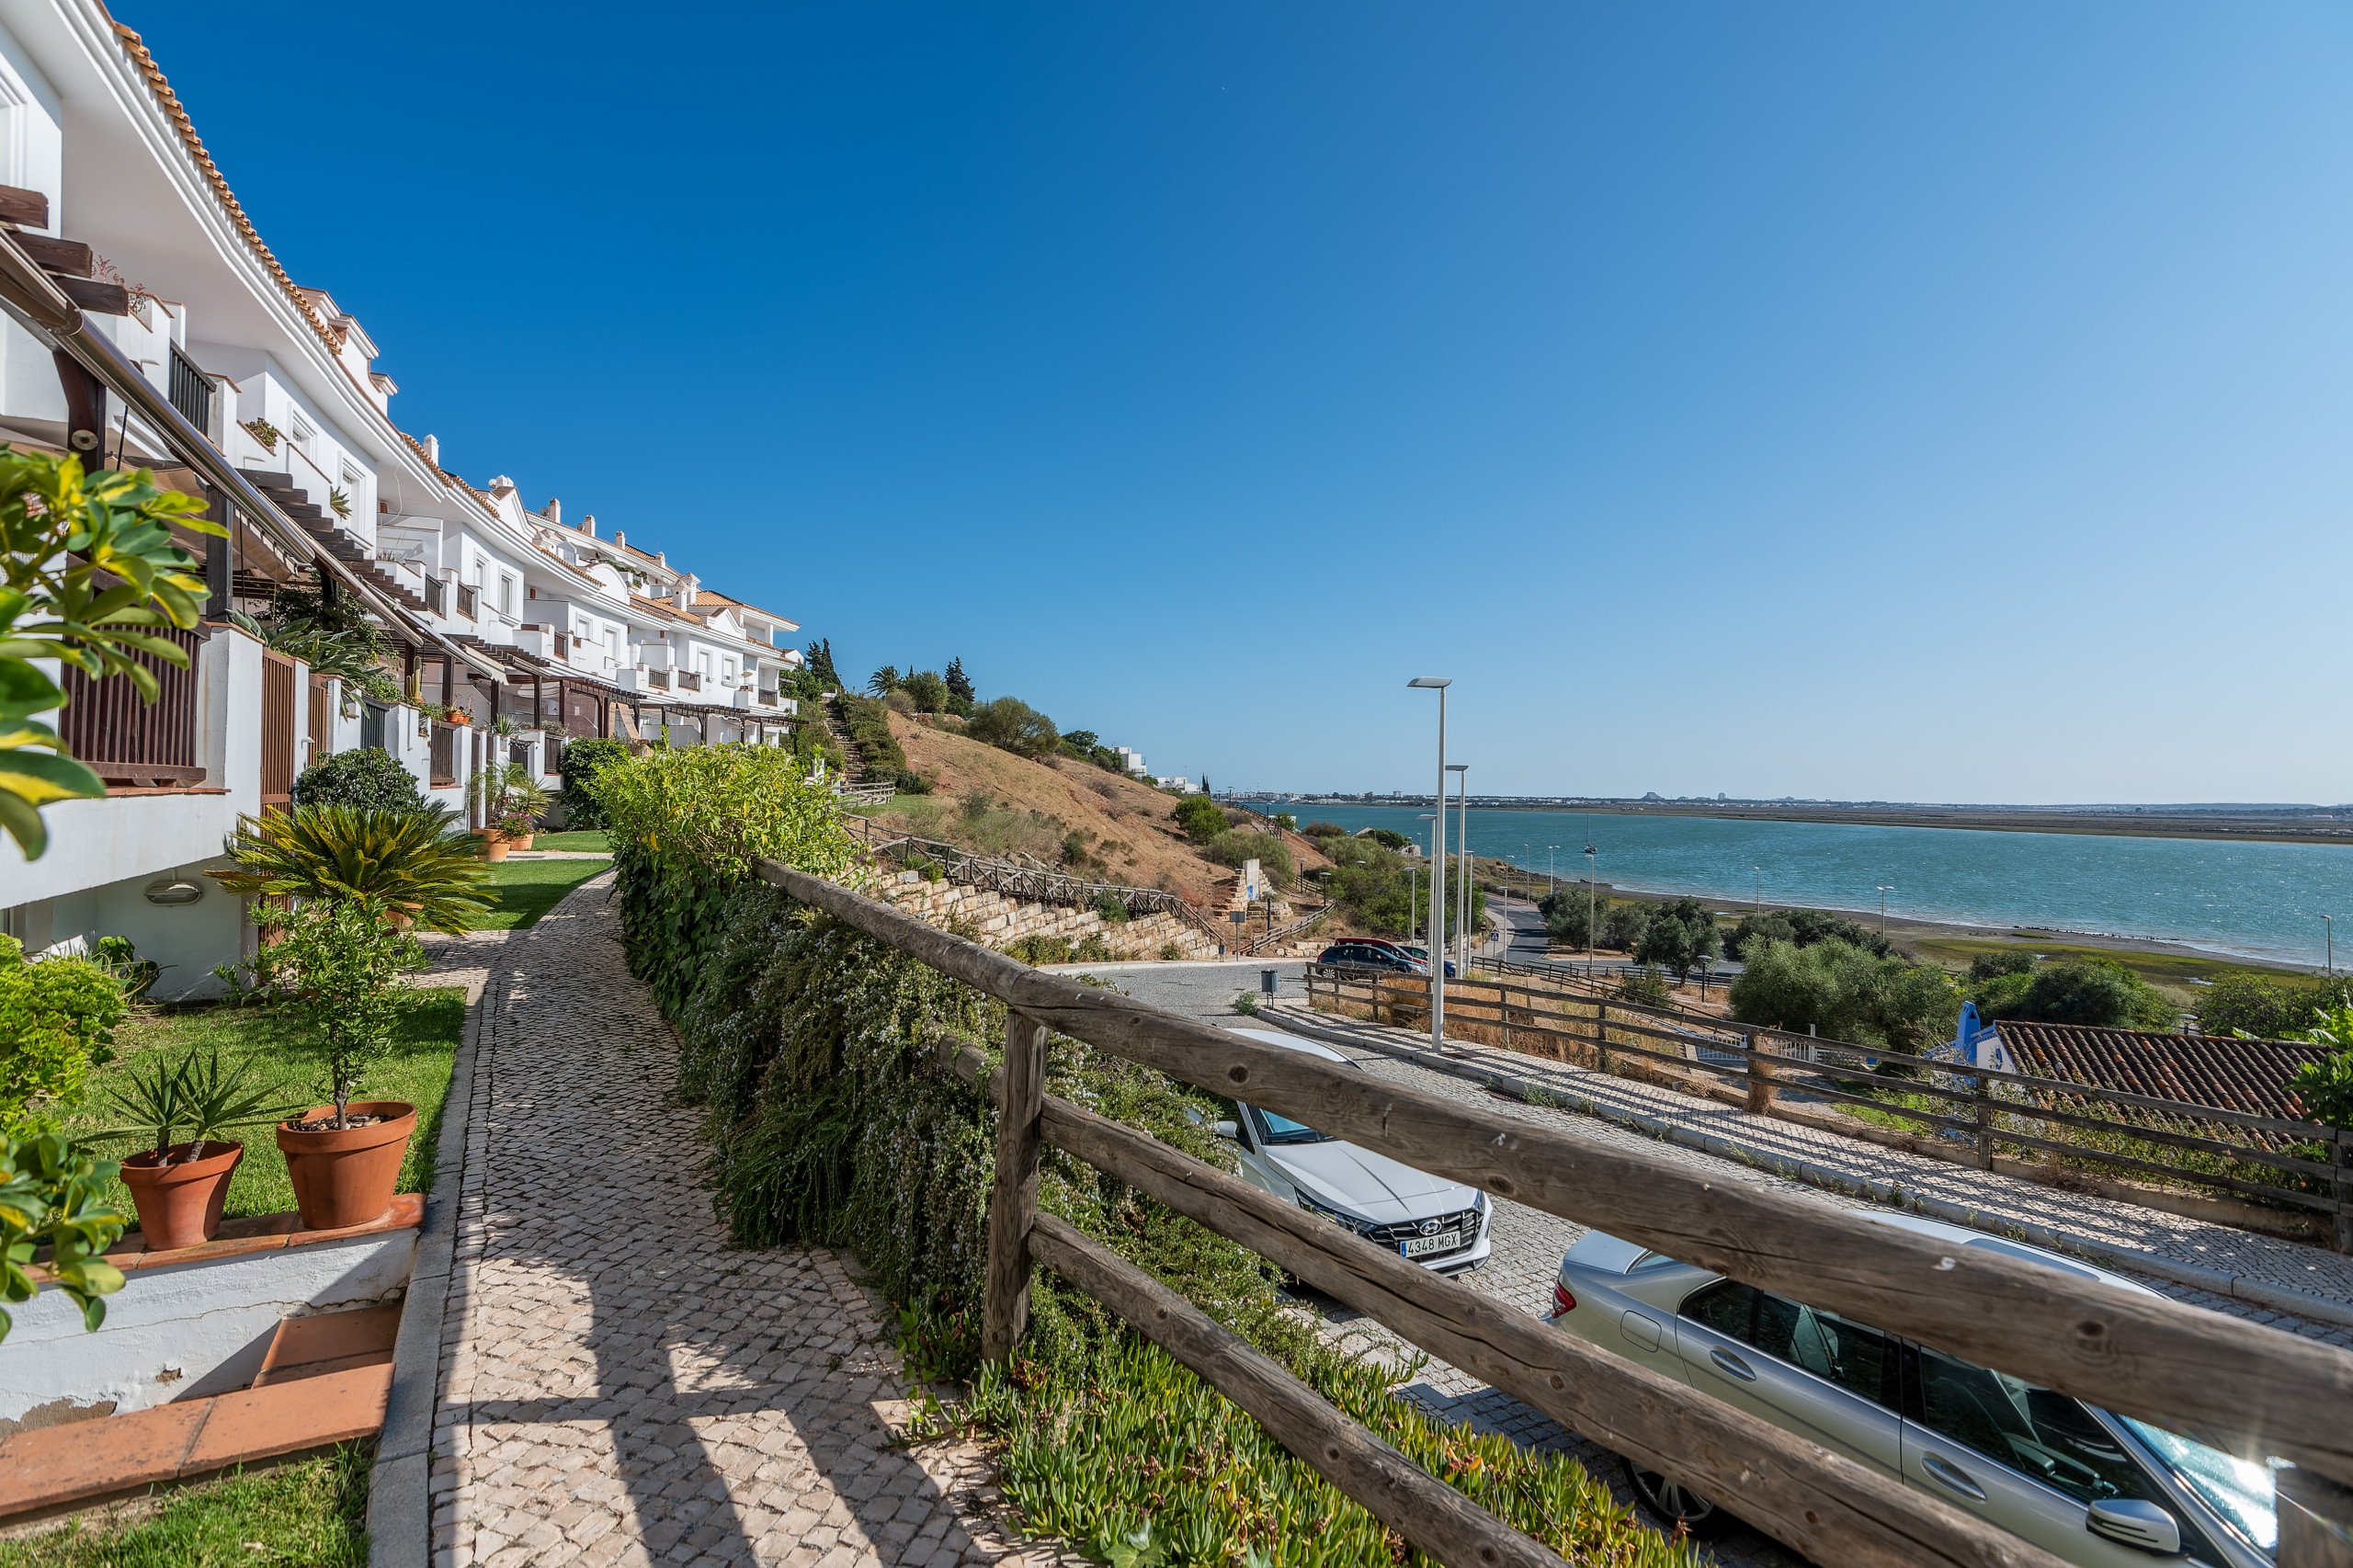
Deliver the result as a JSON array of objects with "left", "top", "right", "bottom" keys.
[{"left": 1401, "top": 1231, "right": 1461, "bottom": 1259}]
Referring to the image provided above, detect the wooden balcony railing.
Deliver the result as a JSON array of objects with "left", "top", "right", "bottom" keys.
[
  {"left": 646, "top": 669, "right": 671, "bottom": 690},
  {"left": 260, "top": 649, "right": 298, "bottom": 809},
  {"left": 677, "top": 671, "right": 701, "bottom": 692},
  {"left": 58, "top": 625, "right": 206, "bottom": 789},
  {"left": 428, "top": 723, "right": 457, "bottom": 787}
]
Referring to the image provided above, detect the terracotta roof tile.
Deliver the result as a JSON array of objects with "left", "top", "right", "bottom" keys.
[{"left": 1996, "top": 1020, "right": 2334, "bottom": 1130}]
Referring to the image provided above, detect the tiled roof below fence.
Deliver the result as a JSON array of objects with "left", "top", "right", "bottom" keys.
[{"left": 1997, "top": 1020, "right": 2334, "bottom": 1124}]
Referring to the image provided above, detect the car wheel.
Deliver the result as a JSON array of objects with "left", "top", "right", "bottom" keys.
[{"left": 1623, "top": 1459, "right": 1731, "bottom": 1538}]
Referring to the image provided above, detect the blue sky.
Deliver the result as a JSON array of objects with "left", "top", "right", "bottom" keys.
[{"left": 134, "top": 4, "right": 2353, "bottom": 803}]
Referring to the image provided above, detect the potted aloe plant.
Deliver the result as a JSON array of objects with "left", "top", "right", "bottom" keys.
[{"left": 98, "top": 1050, "right": 304, "bottom": 1251}]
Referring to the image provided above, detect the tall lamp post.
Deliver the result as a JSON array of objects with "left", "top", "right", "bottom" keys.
[
  {"left": 1753, "top": 865, "right": 1762, "bottom": 915},
  {"left": 2325, "top": 914, "right": 2335, "bottom": 977},
  {"left": 1876, "top": 885, "right": 1893, "bottom": 932},
  {"left": 1448, "top": 764, "right": 1470, "bottom": 971},
  {"left": 1408, "top": 676, "right": 1451, "bottom": 1049},
  {"left": 1411, "top": 812, "right": 1437, "bottom": 940},
  {"left": 1547, "top": 845, "right": 1559, "bottom": 895},
  {"left": 1585, "top": 843, "right": 1598, "bottom": 979}
]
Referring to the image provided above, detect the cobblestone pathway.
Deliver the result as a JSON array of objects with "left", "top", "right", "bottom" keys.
[{"left": 424, "top": 876, "right": 1069, "bottom": 1568}]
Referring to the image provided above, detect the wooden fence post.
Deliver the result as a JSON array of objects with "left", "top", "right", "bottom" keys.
[
  {"left": 982, "top": 1009, "right": 1051, "bottom": 1363},
  {"left": 1973, "top": 1072, "right": 1996, "bottom": 1171},
  {"left": 1595, "top": 1001, "right": 1611, "bottom": 1074},
  {"left": 1746, "top": 1035, "right": 1777, "bottom": 1116},
  {"left": 2336, "top": 1126, "right": 2352, "bottom": 1256}
]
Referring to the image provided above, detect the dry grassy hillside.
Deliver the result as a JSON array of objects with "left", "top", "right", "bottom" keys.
[{"left": 872, "top": 711, "right": 1330, "bottom": 909}]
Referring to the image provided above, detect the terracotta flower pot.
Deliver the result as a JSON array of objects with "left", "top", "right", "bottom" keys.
[
  {"left": 474, "top": 830, "right": 511, "bottom": 863},
  {"left": 508, "top": 834, "right": 535, "bottom": 851},
  {"left": 276, "top": 1101, "right": 415, "bottom": 1231},
  {"left": 119, "top": 1141, "right": 244, "bottom": 1252}
]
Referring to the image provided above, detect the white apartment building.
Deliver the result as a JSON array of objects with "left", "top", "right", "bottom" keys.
[{"left": 0, "top": 2, "right": 803, "bottom": 996}]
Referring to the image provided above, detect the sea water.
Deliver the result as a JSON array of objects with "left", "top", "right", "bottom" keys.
[{"left": 1269, "top": 805, "right": 2353, "bottom": 969}]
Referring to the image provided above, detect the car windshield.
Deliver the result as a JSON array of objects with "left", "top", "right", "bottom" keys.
[
  {"left": 1248, "top": 1106, "right": 1335, "bottom": 1145},
  {"left": 2119, "top": 1417, "right": 2279, "bottom": 1551}
]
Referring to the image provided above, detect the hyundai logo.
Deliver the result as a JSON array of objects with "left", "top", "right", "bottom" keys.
[{"left": 1417, "top": 1220, "right": 1442, "bottom": 1237}]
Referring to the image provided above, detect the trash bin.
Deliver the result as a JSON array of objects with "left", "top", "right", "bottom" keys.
[{"left": 1261, "top": 969, "right": 1278, "bottom": 995}]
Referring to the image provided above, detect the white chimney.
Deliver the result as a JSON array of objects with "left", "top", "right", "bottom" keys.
[
  {"left": 544, "top": 497, "right": 562, "bottom": 527},
  {"left": 580, "top": 512, "right": 598, "bottom": 540},
  {"left": 422, "top": 434, "right": 439, "bottom": 465},
  {"left": 490, "top": 475, "right": 516, "bottom": 494},
  {"left": 614, "top": 529, "right": 625, "bottom": 548},
  {"left": 655, "top": 551, "right": 665, "bottom": 566}
]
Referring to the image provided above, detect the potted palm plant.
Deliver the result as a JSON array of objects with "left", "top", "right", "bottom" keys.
[
  {"left": 99, "top": 1050, "right": 304, "bottom": 1250},
  {"left": 210, "top": 804, "right": 492, "bottom": 933},
  {"left": 467, "top": 761, "right": 549, "bottom": 857}
]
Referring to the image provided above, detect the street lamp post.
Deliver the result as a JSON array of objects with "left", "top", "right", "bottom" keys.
[
  {"left": 1411, "top": 812, "right": 1436, "bottom": 941},
  {"left": 1876, "top": 885, "right": 1893, "bottom": 932},
  {"left": 1408, "top": 677, "right": 1450, "bottom": 1049},
  {"left": 2325, "top": 914, "right": 2335, "bottom": 976},
  {"left": 1754, "top": 865, "right": 1762, "bottom": 915},
  {"left": 1448, "top": 765, "right": 1470, "bottom": 972},
  {"left": 1585, "top": 844, "right": 1598, "bottom": 979},
  {"left": 1547, "top": 845, "right": 1559, "bottom": 895}
]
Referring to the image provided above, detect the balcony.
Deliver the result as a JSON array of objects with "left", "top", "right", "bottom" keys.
[
  {"left": 456, "top": 584, "right": 479, "bottom": 620},
  {"left": 645, "top": 669, "right": 671, "bottom": 691},
  {"left": 425, "top": 577, "right": 448, "bottom": 617},
  {"left": 428, "top": 724, "right": 458, "bottom": 787},
  {"left": 677, "top": 671, "right": 702, "bottom": 693},
  {"left": 167, "top": 344, "right": 213, "bottom": 436},
  {"left": 58, "top": 626, "right": 205, "bottom": 788}
]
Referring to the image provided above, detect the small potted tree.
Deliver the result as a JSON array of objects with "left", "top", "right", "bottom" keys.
[
  {"left": 258, "top": 900, "right": 426, "bottom": 1230},
  {"left": 99, "top": 1050, "right": 304, "bottom": 1251}
]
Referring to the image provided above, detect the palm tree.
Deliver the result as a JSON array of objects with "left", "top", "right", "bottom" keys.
[
  {"left": 866, "top": 665, "right": 901, "bottom": 697},
  {"left": 210, "top": 805, "right": 492, "bottom": 934}
]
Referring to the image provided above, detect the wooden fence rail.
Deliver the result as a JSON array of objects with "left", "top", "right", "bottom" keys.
[
  {"left": 1312, "top": 962, "right": 2353, "bottom": 1244},
  {"left": 755, "top": 856, "right": 2353, "bottom": 1566}
]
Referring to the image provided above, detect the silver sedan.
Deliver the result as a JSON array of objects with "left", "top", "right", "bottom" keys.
[{"left": 1548, "top": 1213, "right": 2278, "bottom": 1567}]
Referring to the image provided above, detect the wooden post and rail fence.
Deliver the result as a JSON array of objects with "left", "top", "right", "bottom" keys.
[
  {"left": 756, "top": 855, "right": 2353, "bottom": 1568},
  {"left": 1306, "top": 959, "right": 2353, "bottom": 1255}
]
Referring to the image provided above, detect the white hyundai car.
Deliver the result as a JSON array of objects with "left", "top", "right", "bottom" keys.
[
  {"left": 1547, "top": 1212, "right": 2278, "bottom": 1566},
  {"left": 1214, "top": 1027, "right": 1492, "bottom": 1272}
]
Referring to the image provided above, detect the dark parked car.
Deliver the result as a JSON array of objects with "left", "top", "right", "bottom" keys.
[{"left": 1316, "top": 941, "right": 1428, "bottom": 976}]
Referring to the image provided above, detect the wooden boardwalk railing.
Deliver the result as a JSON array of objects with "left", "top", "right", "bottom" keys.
[
  {"left": 1313, "top": 962, "right": 2353, "bottom": 1250},
  {"left": 757, "top": 856, "right": 2353, "bottom": 1568}
]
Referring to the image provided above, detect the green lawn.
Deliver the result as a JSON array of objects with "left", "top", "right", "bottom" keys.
[
  {"left": 0, "top": 1443, "right": 369, "bottom": 1567},
  {"left": 58, "top": 990, "right": 465, "bottom": 1223},
  {"left": 528, "top": 829, "right": 612, "bottom": 853},
  {"left": 473, "top": 856, "right": 608, "bottom": 930}
]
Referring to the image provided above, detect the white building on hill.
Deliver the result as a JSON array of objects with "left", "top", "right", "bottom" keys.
[{"left": 0, "top": 2, "right": 807, "bottom": 995}]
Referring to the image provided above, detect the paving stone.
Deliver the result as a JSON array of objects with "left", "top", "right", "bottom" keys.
[{"left": 424, "top": 879, "right": 1075, "bottom": 1566}]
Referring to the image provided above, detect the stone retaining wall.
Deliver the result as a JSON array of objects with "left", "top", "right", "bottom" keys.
[{"left": 877, "top": 870, "right": 1224, "bottom": 959}]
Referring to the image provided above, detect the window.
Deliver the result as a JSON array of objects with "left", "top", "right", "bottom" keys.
[
  {"left": 360, "top": 701, "right": 388, "bottom": 752},
  {"left": 1679, "top": 1280, "right": 1896, "bottom": 1408},
  {"left": 340, "top": 460, "right": 361, "bottom": 487},
  {"left": 603, "top": 628, "right": 619, "bottom": 660},
  {"left": 1912, "top": 1345, "right": 2148, "bottom": 1506},
  {"left": 722, "top": 657, "right": 735, "bottom": 681},
  {"left": 499, "top": 575, "right": 516, "bottom": 616},
  {"left": 289, "top": 413, "right": 314, "bottom": 449},
  {"left": 1246, "top": 1106, "right": 1335, "bottom": 1146}
]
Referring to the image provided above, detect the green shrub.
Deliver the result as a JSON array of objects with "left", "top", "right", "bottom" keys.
[
  {"left": 1723, "top": 908, "right": 1892, "bottom": 961},
  {"left": 291, "top": 748, "right": 426, "bottom": 814},
  {"left": 1300, "top": 821, "right": 1347, "bottom": 839},
  {"left": 239, "top": 900, "right": 425, "bottom": 1127},
  {"left": 1205, "top": 830, "right": 1294, "bottom": 882},
  {"left": 902, "top": 670, "right": 949, "bottom": 712},
  {"left": 1614, "top": 965, "right": 1674, "bottom": 1008},
  {"left": 209, "top": 806, "right": 490, "bottom": 935},
  {"left": 1730, "top": 938, "right": 1961, "bottom": 1051},
  {"left": 966, "top": 697, "right": 1059, "bottom": 759},
  {"left": 1632, "top": 896, "right": 1720, "bottom": 979},
  {"left": 1158, "top": 942, "right": 1182, "bottom": 960},
  {"left": 1983, "top": 957, "right": 2177, "bottom": 1032},
  {"left": 1094, "top": 893, "right": 1131, "bottom": 925},
  {"left": 1172, "top": 795, "right": 1227, "bottom": 843},
  {"left": 1537, "top": 885, "right": 1608, "bottom": 947},
  {"left": 1967, "top": 950, "right": 2037, "bottom": 983},
  {"left": 0, "top": 953, "right": 123, "bottom": 1135},
  {"left": 832, "top": 692, "right": 914, "bottom": 779},
  {"left": 1602, "top": 901, "right": 1654, "bottom": 952},
  {"left": 593, "top": 745, "right": 858, "bottom": 1021},
  {"left": 556, "top": 737, "right": 631, "bottom": 829},
  {"left": 1362, "top": 827, "right": 1411, "bottom": 851},
  {"left": 2197, "top": 972, "right": 2347, "bottom": 1040}
]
